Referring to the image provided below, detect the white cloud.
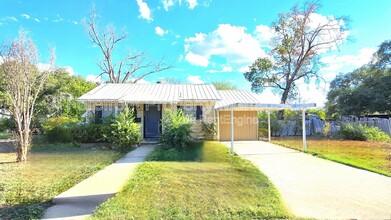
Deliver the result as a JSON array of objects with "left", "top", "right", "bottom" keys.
[
  {"left": 184, "top": 24, "right": 266, "bottom": 70},
  {"left": 256, "top": 89, "right": 280, "bottom": 104},
  {"left": 155, "top": 26, "right": 167, "bottom": 36},
  {"left": 186, "top": 0, "right": 198, "bottom": 9},
  {"left": 207, "top": 66, "right": 233, "bottom": 73},
  {"left": 63, "top": 66, "right": 75, "bottom": 75},
  {"left": 34, "top": 18, "right": 40, "bottom": 22},
  {"left": 161, "top": 0, "right": 200, "bottom": 10},
  {"left": 1, "top": 16, "right": 18, "bottom": 22},
  {"left": 86, "top": 74, "right": 102, "bottom": 83},
  {"left": 321, "top": 48, "right": 376, "bottom": 72},
  {"left": 21, "top": 14, "right": 30, "bottom": 19},
  {"left": 0, "top": 56, "right": 3, "bottom": 65},
  {"left": 72, "top": 20, "right": 78, "bottom": 25},
  {"left": 136, "top": 0, "right": 153, "bottom": 22},
  {"left": 162, "top": 0, "right": 175, "bottom": 11},
  {"left": 187, "top": 75, "right": 204, "bottom": 84},
  {"left": 175, "top": 34, "right": 181, "bottom": 38},
  {"left": 185, "top": 52, "right": 209, "bottom": 67},
  {"left": 254, "top": 24, "right": 275, "bottom": 47}
]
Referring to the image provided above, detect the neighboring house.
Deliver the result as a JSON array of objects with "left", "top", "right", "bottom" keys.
[{"left": 77, "top": 83, "right": 262, "bottom": 141}]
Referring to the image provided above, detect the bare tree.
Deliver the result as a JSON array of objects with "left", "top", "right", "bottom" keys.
[
  {"left": 0, "top": 30, "right": 55, "bottom": 162},
  {"left": 84, "top": 7, "right": 173, "bottom": 83},
  {"left": 245, "top": 1, "right": 348, "bottom": 106}
]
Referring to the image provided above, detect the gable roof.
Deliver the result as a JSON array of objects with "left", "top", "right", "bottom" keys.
[{"left": 77, "top": 83, "right": 221, "bottom": 103}]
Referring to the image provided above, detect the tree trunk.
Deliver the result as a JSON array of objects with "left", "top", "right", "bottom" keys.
[
  {"left": 15, "top": 129, "right": 30, "bottom": 162},
  {"left": 278, "top": 89, "right": 290, "bottom": 119}
]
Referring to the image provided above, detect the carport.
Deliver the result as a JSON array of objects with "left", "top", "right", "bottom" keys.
[{"left": 215, "top": 102, "right": 316, "bottom": 153}]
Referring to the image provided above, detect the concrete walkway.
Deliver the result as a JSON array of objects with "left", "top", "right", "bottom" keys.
[
  {"left": 224, "top": 141, "right": 391, "bottom": 219},
  {"left": 42, "top": 145, "right": 155, "bottom": 220}
]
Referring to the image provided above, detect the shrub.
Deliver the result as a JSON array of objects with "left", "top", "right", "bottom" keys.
[
  {"left": 69, "top": 123, "right": 111, "bottom": 143},
  {"left": 340, "top": 123, "right": 390, "bottom": 141},
  {"left": 161, "top": 110, "right": 193, "bottom": 150},
  {"left": 201, "top": 121, "right": 216, "bottom": 140},
  {"left": 110, "top": 108, "right": 141, "bottom": 151},
  {"left": 41, "top": 116, "right": 79, "bottom": 142}
]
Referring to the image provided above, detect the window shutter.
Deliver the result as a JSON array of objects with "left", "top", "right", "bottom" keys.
[
  {"left": 95, "top": 106, "right": 103, "bottom": 124},
  {"left": 196, "top": 106, "right": 203, "bottom": 120}
]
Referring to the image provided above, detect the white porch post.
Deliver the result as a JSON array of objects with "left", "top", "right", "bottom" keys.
[
  {"left": 267, "top": 111, "right": 271, "bottom": 142},
  {"left": 302, "top": 108, "right": 307, "bottom": 152},
  {"left": 216, "top": 110, "right": 220, "bottom": 141},
  {"left": 230, "top": 107, "right": 234, "bottom": 153}
]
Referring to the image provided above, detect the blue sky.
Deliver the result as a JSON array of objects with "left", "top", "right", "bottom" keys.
[{"left": 1, "top": 0, "right": 390, "bottom": 106}]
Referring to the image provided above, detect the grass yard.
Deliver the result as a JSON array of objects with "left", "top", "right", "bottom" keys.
[
  {"left": 91, "top": 142, "right": 292, "bottom": 219},
  {"left": 273, "top": 137, "right": 391, "bottom": 177},
  {"left": 0, "top": 143, "right": 124, "bottom": 220}
]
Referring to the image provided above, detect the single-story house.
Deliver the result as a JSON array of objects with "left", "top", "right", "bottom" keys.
[
  {"left": 77, "top": 83, "right": 315, "bottom": 146},
  {"left": 78, "top": 83, "right": 265, "bottom": 141}
]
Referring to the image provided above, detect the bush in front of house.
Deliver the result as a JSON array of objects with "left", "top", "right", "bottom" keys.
[
  {"left": 340, "top": 123, "right": 390, "bottom": 141},
  {"left": 41, "top": 116, "right": 112, "bottom": 143},
  {"left": 201, "top": 121, "right": 216, "bottom": 140},
  {"left": 110, "top": 107, "right": 141, "bottom": 151},
  {"left": 161, "top": 109, "right": 193, "bottom": 150},
  {"left": 41, "top": 116, "right": 79, "bottom": 142}
]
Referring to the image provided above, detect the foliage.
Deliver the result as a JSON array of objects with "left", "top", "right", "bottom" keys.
[
  {"left": 41, "top": 116, "right": 79, "bottom": 142},
  {"left": 371, "top": 40, "right": 391, "bottom": 69},
  {"left": 258, "top": 111, "right": 283, "bottom": 137},
  {"left": 212, "top": 81, "right": 237, "bottom": 90},
  {"left": 92, "top": 142, "right": 292, "bottom": 219},
  {"left": 34, "top": 68, "right": 95, "bottom": 121},
  {"left": 41, "top": 116, "right": 112, "bottom": 143},
  {"left": 0, "top": 146, "right": 124, "bottom": 219},
  {"left": 273, "top": 137, "right": 391, "bottom": 176},
  {"left": 0, "top": 117, "right": 14, "bottom": 132},
  {"left": 326, "top": 67, "right": 391, "bottom": 118},
  {"left": 160, "top": 109, "right": 193, "bottom": 150},
  {"left": 322, "top": 122, "right": 331, "bottom": 139},
  {"left": 244, "top": 2, "right": 348, "bottom": 105},
  {"left": 110, "top": 108, "right": 141, "bottom": 150},
  {"left": 0, "top": 29, "right": 55, "bottom": 162},
  {"left": 200, "top": 121, "right": 217, "bottom": 140},
  {"left": 340, "top": 123, "right": 390, "bottom": 141},
  {"left": 307, "top": 109, "right": 326, "bottom": 120}
]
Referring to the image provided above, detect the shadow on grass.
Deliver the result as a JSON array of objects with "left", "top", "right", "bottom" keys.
[{"left": 0, "top": 201, "right": 52, "bottom": 220}]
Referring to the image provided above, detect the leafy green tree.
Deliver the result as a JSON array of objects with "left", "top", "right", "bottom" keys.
[
  {"left": 35, "top": 68, "right": 95, "bottom": 121},
  {"left": 326, "top": 67, "right": 391, "bottom": 118},
  {"left": 213, "top": 81, "right": 237, "bottom": 90},
  {"left": 244, "top": 2, "right": 348, "bottom": 105},
  {"left": 371, "top": 40, "right": 391, "bottom": 69}
]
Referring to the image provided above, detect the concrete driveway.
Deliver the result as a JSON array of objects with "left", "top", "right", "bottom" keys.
[{"left": 223, "top": 141, "right": 391, "bottom": 219}]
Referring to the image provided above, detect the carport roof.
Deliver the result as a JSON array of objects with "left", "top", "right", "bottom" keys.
[{"left": 215, "top": 90, "right": 316, "bottom": 110}]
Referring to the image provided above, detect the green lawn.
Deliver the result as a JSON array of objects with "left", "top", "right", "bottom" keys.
[
  {"left": 0, "top": 132, "right": 12, "bottom": 140},
  {"left": 91, "top": 142, "right": 293, "bottom": 219},
  {"left": 0, "top": 143, "right": 124, "bottom": 220},
  {"left": 273, "top": 137, "right": 391, "bottom": 177}
]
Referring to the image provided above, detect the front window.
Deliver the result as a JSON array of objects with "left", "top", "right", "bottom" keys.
[{"left": 177, "top": 105, "right": 203, "bottom": 120}]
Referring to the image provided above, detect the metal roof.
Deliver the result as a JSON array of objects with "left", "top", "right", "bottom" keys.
[
  {"left": 215, "top": 90, "right": 316, "bottom": 110},
  {"left": 77, "top": 83, "right": 221, "bottom": 103}
]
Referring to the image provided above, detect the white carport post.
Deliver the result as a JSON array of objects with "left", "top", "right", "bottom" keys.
[
  {"left": 267, "top": 111, "right": 271, "bottom": 142},
  {"left": 230, "top": 106, "right": 234, "bottom": 153},
  {"left": 302, "top": 108, "right": 307, "bottom": 152}
]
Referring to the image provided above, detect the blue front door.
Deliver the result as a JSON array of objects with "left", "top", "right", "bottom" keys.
[{"left": 144, "top": 104, "right": 161, "bottom": 139}]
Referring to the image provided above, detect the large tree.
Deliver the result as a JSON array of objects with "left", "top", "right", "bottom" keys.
[
  {"left": 213, "top": 81, "right": 237, "bottom": 90},
  {"left": 244, "top": 1, "right": 348, "bottom": 105},
  {"left": 84, "top": 7, "right": 173, "bottom": 83},
  {"left": 326, "top": 41, "right": 391, "bottom": 118},
  {"left": 0, "top": 30, "right": 55, "bottom": 162}
]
